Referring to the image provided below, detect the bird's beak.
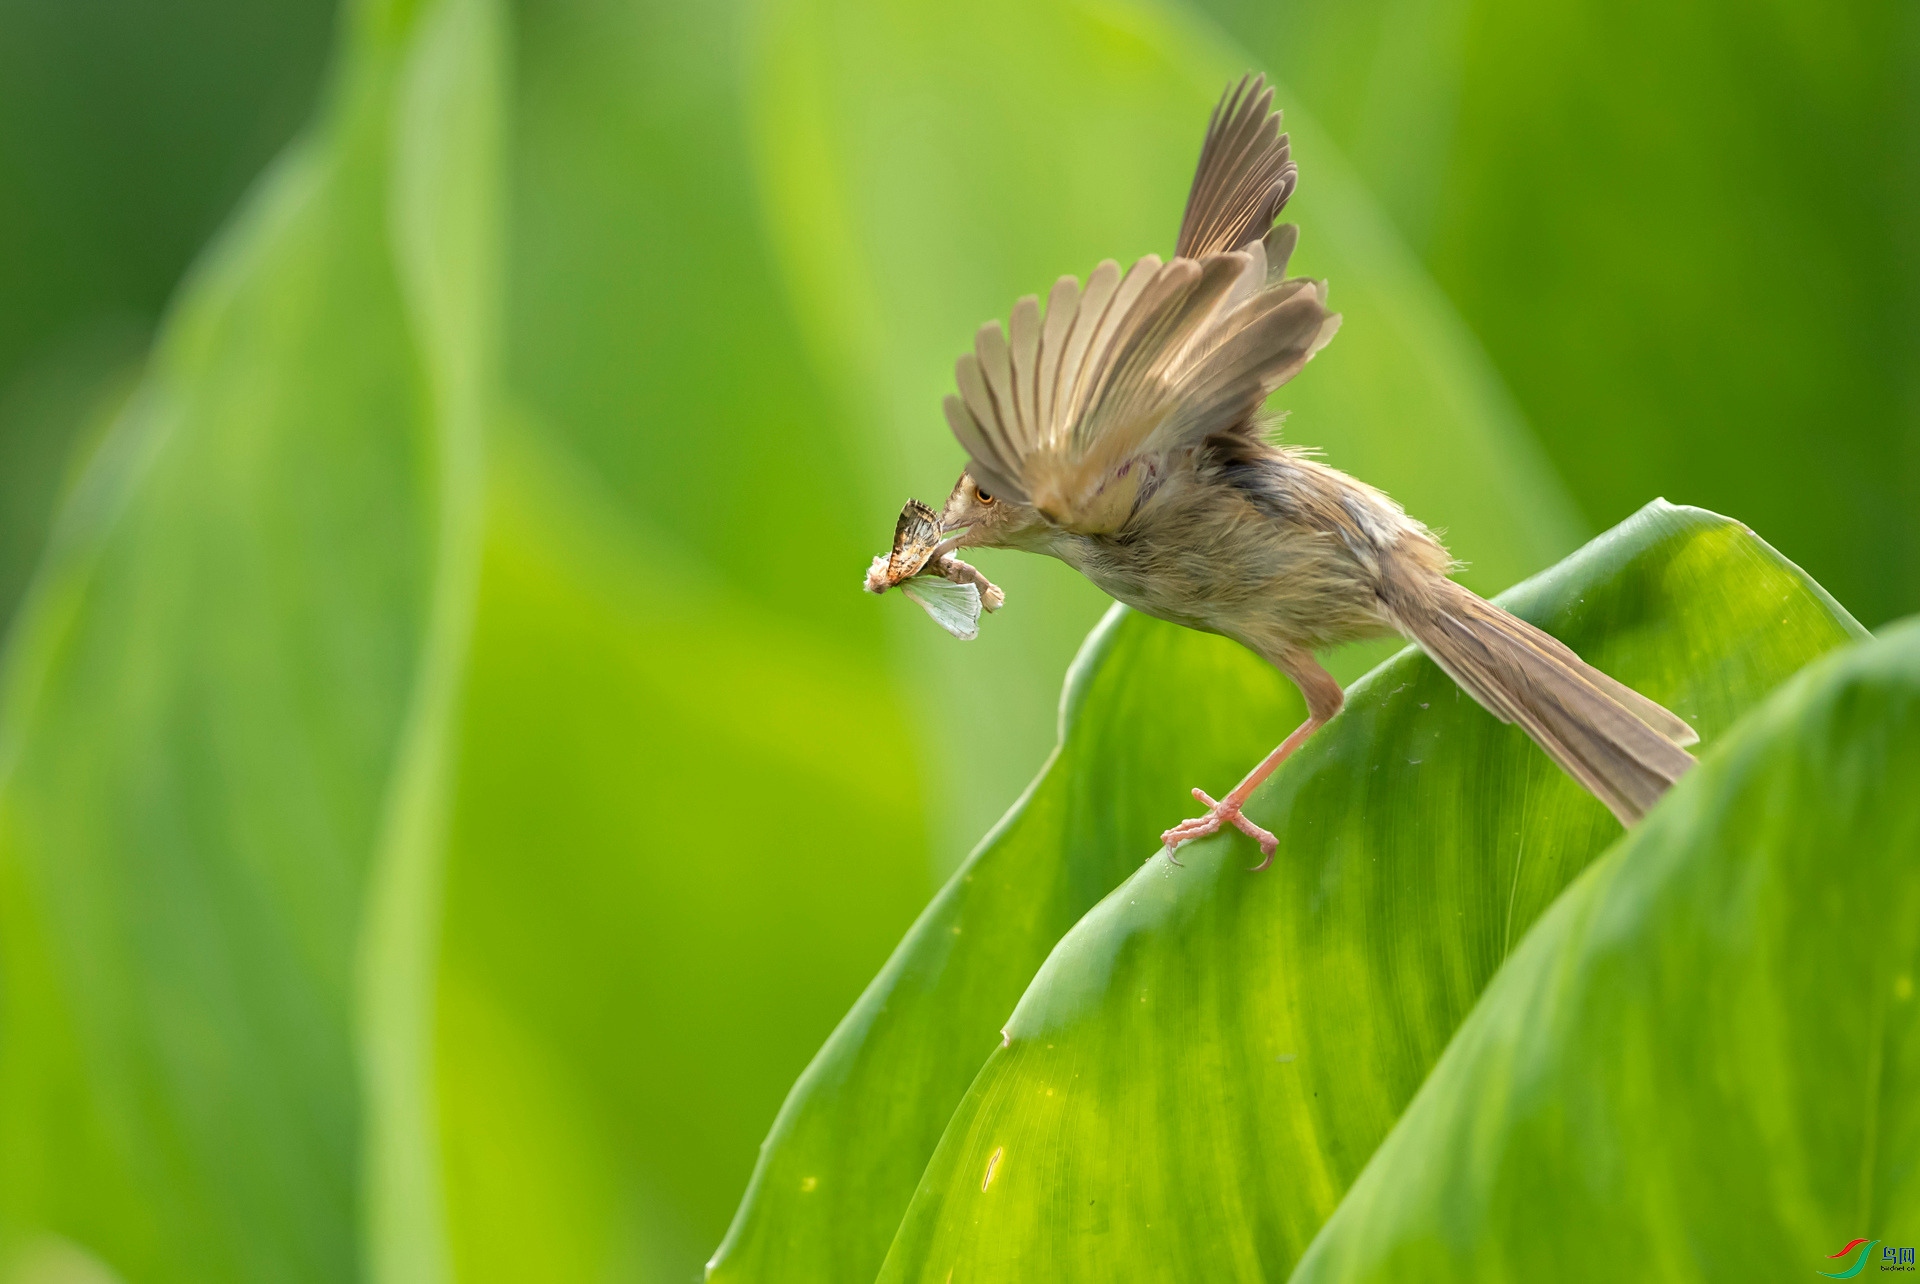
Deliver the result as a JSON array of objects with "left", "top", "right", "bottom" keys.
[{"left": 936, "top": 499, "right": 973, "bottom": 549}]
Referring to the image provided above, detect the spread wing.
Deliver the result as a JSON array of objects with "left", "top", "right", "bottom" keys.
[
  {"left": 940, "top": 73, "right": 1336, "bottom": 534},
  {"left": 1177, "top": 73, "right": 1297, "bottom": 259},
  {"left": 943, "top": 237, "right": 1338, "bottom": 532}
]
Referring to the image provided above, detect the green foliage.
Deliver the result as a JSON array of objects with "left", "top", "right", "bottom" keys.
[
  {"left": 0, "top": 0, "right": 1602, "bottom": 1273},
  {"left": 0, "top": 6, "right": 442, "bottom": 1275},
  {"left": 1293, "top": 618, "right": 1920, "bottom": 1281},
  {"left": 717, "top": 503, "right": 1865, "bottom": 1283},
  {"left": 709, "top": 603, "right": 1307, "bottom": 1281},
  {"left": 0, "top": 1, "right": 936, "bottom": 1277},
  {"left": 1198, "top": 0, "right": 1920, "bottom": 627},
  {"left": 0, "top": 0, "right": 1910, "bottom": 1279},
  {"left": 434, "top": 428, "right": 935, "bottom": 1278},
  {"left": 0, "top": 0, "right": 334, "bottom": 628}
]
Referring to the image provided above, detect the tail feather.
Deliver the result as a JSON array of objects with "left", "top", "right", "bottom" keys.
[{"left": 1388, "top": 577, "right": 1697, "bottom": 825}]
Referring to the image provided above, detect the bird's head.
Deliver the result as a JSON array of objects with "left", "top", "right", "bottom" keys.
[{"left": 937, "top": 470, "right": 1049, "bottom": 551}]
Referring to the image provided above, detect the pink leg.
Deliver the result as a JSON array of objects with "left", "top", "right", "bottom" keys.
[{"left": 1161, "top": 650, "right": 1343, "bottom": 871}]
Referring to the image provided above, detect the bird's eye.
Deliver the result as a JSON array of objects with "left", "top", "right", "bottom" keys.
[{"left": 975, "top": 486, "right": 994, "bottom": 505}]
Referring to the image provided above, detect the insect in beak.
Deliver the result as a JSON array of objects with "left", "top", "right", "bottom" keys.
[{"left": 861, "top": 498, "right": 1007, "bottom": 638}]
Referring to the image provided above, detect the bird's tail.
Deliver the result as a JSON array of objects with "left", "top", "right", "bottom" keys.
[{"left": 1383, "top": 573, "right": 1698, "bottom": 824}]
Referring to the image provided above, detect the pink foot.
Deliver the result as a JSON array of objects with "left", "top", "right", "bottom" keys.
[{"left": 1160, "top": 788, "right": 1280, "bottom": 870}]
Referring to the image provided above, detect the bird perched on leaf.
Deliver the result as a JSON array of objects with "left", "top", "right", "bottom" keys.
[{"left": 895, "top": 73, "right": 1697, "bottom": 866}]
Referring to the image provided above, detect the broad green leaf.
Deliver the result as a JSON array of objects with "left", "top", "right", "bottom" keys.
[
  {"left": 1291, "top": 618, "right": 1920, "bottom": 1281},
  {"left": 708, "top": 605, "right": 1305, "bottom": 1282},
  {"left": 0, "top": 0, "right": 496, "bottom": 1278},
  {"left": 710, "top": 498, "right": 1844, "bottom": 1284},
  {"left": 748, "top": 0, "right": 1585, "bottom": 863},
  {"left": 874, "top": 503, "right": 1864, "bottom": 1283}
]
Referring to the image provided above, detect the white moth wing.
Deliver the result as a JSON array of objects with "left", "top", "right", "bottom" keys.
[{"left": 900, "top": 575, "right": 982, "bottom": 640}]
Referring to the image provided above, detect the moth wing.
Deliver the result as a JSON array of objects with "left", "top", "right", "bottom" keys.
[
  {"left": 884, "top": 499, "right": 944, "bottom": 583},
  {"left": 891, "top": 499, "right": 941, "bottom": 555},
  {"left": 900, "top": 576, "right": 982, "bottom": 641}
]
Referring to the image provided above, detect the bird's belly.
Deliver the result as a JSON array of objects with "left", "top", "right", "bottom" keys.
[
  {"left": 1069, "top": 530, "right": 1392, "bottom": 652},
  {"left": 1096, "top": 578, "right": 1221, "bottom": 636}
]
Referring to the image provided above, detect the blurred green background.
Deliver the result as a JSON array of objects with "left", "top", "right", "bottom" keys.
[{"left": 0, "top": 0, "right": 1910, "bottom": 1280}]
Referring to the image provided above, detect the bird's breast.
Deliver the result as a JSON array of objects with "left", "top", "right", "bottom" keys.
[{"left": 1053, "top": 504, "right": 1394, "bottom": 651}]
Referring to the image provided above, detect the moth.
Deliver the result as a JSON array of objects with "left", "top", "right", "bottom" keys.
[{"left": 864, "top": 498, "right": 1005, "bottom": 640}]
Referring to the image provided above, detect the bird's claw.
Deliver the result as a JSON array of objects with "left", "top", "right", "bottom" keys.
[{"left": 1160, "top": 788, "right": 1280, "bottom": 870}]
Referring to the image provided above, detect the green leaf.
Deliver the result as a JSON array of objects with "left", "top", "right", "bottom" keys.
[
  {"left": 1291, "top": 617, "right": 1920, "bottom": 1281},
  {"left": 869, "top": 504, "right": 1862, "bottom": 1282},
  {"left": 0, "top": 326, "right": 145, "bottom": 640},
  {"left": 0, "top": 1, "right": 498, "bottom": 1278},
  {"left": 708, "top": 603, "right": 1305, "bottom": 1282}
]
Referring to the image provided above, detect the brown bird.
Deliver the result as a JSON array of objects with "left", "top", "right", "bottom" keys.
[{"left": 921, "top": 74, "right": 1698, "bottom": 866}]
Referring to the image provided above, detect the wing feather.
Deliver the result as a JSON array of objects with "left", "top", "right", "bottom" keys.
[
  {"left": 1159, "top": 285, "right": 1340, "bottom": 449},
  {"left": 1053, "top": 259, "right": 1122, "bottom": 438},
  {"left": 1126, "top": 255, "right": 1246, "bottom": 387},
  {"left": 943, "top": 394, "right": 1023, "bottom": 499},
  {"left": 1038, "top": 275, "right": 1079, "bottom": 440},
  {"left": 1183, "top": 82, "right": 1256, "bottom": 252},
  {"left": 1080, "top": 255, "right": 1239, "bottom": 456},
  {"left": 954, "top": 351, "right": 993, "bottom": 435},
  {"left": 974, "top": 320, "right": 1017, "bottom": 450},
  {"left": 1176, "top": 74, "right": 1297, "bottom": 258},
  {"left": 1218, "top": 239, "right": 1267, "bottom": 317},
  {"left": 1074, "top": 259, "right": 1192, "bottom": 432},
  {"left": 1008, "top": 294, "right": 1041, "bottom": 443},
  {"left": 954, "top": 351, "right": 1021, "bottom": 481},
  {"left": 1264, "top": 222, "right": 1299, "bottom": 281},
  {"left": 1064, "top": 255, "right": 1160, "bottom": 442},
  {"left": 936, "top": 77, "right": 1340, "bottom": 534}
]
